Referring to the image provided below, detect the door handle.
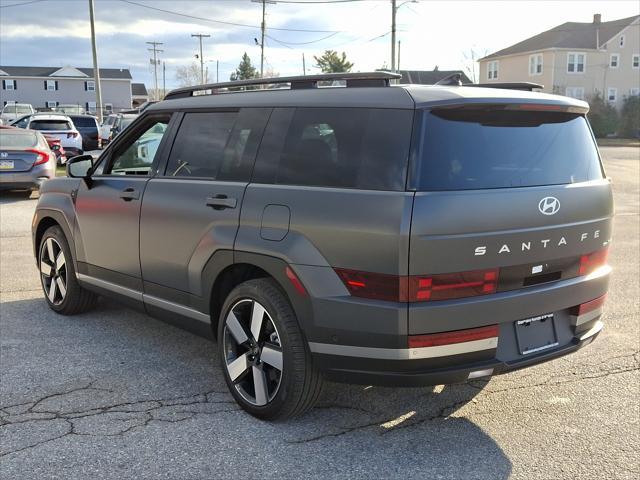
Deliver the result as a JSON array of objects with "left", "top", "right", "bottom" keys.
[
  {"left": 206, "top": 195, "right": 237, "bottom": 210},
  {"left": 120, "top": 187, "right": 140, "bottom": 201}
]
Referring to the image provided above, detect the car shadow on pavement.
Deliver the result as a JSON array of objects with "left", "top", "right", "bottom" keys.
[
  {"left": 1, "top": 296, "right": 512, "bottom": 478},
  {"left": 0, "top": 190, "right": 37, "bottom": 204}
]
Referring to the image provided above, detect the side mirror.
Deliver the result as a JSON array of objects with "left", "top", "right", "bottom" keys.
[{"left": 67, "top": 154, "right": 93, "bottom": 179}]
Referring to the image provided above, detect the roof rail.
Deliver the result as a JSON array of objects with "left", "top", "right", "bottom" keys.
[
  {"left": 464, "top": 82, "right": 544, "bottom": 91},
  {"left": 164, "top": 71, "right": 402, "bottom": 100}
]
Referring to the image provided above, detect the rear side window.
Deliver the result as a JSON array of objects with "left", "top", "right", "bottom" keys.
[
  {"left": 253, "top": 107, "right": 413, "bottom": 191},
  {"left": 166, "top": 108, "right": 270, "bottom": 181},
  {"left": 0, "top": 131, "right": 38, "bottom": 148},
  {"left": 30, "top": 120, "right": 71, "bottom": 131},
  {"left": 413, "top": 108, "right": 602, "bottom": 191}
]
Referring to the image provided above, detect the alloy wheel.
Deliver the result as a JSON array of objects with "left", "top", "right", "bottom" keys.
[
  {"left": 223, "top": 299, "right": 284, "bottom": 406},
  {"left": 39, "top": 237, "right": 67, "bottom": 306}
]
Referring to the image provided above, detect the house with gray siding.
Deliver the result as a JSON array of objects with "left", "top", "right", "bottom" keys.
[{"left": 0, "top": 66, "right": 133, "bottom": 113}]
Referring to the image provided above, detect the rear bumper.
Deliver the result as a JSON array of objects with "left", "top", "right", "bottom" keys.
[
  {"left": 0, "top": 165, "right": 55, "bottom": 190},
  {"left": 313, "top": 320, "right": 602, "bottom": 386}
]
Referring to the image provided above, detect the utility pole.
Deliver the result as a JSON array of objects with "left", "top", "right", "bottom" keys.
[
  {"left": 252, "top": 0, "right": 276, "bottom": 78},
  {"left": 216, "top": 60, "right": 219, "bottom": 83},
  {"left": 391, "top": 0, "right": 396, "bottom": 72},
  {"left": 302, "top": 53, "right": 306, "bottom": 75},
  {"left": 88, "top": 0, "right": 103, "bottom": 123},
  {"left": 146, "top": 41, "right": 163, "bottom": 101},
  {"left": 191, "top": 33, "right": 210, "bottom": 84},
  {"left": 397, "top": 40, "right": 401, "bottom": 72},
  {"left": 162, "top": 61, "right": 166, "bottom": 98}
]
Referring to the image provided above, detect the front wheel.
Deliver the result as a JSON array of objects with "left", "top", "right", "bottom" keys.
[{"left": 218, "top": 278, "right": 323, "bottom": 420}]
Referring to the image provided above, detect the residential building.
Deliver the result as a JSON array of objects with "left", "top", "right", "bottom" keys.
[
  {"left": 399, "top": 69, "right": 472, "bottom": 85},
  {"left": 131, "top": 83, "right": 149, "bottom": 107},
  {"left": 478, "top": 14, "right": 640, "bottom": 109},
  {"left": 0, "top": 66, "right": 133, "bottom": 113}
]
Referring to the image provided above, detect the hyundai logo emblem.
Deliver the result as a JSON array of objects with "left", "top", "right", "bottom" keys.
[{"left": 538, "top": 196, "right": 561, "bottom": 215}]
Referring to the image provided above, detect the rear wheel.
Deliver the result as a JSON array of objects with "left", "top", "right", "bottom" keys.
[
  {"left": 39, "top": 226, "right": 98, "bottom": 315},
  {"left": 218, "top": 278, "right": 323, "bottom": 420}
]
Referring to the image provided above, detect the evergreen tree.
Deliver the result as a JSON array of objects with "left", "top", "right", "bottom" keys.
[
  {"left": 313, "top": 50, "right": 353, "bottom": 73},
  {"left": 230, "top": 53, "right": 258, "bottom": 81}
]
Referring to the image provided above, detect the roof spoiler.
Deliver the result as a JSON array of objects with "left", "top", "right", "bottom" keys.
[
  {"left": 164, "top": 71, "right": 402, "bottom": 100},
  {"left": 434, "top": 73, "right": 543, "bottom": 91}
]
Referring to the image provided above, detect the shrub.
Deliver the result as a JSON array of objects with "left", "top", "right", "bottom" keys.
[
  {"left": 619, "top": 95, "right": 640, "bottom": 138},
  {"left": 586, "top": 92, "right": 619, "bottom": 137}
]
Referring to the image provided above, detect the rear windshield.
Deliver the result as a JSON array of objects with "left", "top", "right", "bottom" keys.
[
  {"left": 413, "top": 108, "right": 602, "bottom": 190},
  {"left": 3, "top": 105, "right": 32, "bottom": 115},
  {"left": 70, "top": 117, "right": 96, "bottom": 128},
  {"left": 0, "top": 131, "right": 38, "bottom": 148},
  {"left": 30, "top": 120, "right": 72, "bottom": 131}
]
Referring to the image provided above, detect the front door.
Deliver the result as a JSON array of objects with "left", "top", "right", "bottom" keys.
[{"left": 74, "top": 114, "right": 173, "bottom": 287}]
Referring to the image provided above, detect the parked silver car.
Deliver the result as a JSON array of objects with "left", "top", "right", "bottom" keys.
[{"left": 0, "top": 128, "right": 56, "bottom": 194}]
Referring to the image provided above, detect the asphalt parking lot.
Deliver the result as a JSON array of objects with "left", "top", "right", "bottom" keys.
[{"left": 1, "top": 147, "right": 638, "bottom": 480}]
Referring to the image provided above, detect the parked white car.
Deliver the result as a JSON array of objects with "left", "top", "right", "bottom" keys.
[
  {"left": 0, "top": 103, "right": 34, "bottom": 125},
  {"left": 14, "top": 114, "right": 83, "bottom": 159}
]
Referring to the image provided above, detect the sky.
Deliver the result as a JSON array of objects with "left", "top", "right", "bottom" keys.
[{"left": 0, "top": 0, "right": 638, "bottom": 91}]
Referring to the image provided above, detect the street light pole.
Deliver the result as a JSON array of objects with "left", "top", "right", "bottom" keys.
[
  {"left": 191, "top": 33, "right": 210, "bottom": 84},
  {"left": 391, "top": 0, "right": 396, "bottom": 72},
  {"left": 252, "top": 0, "right": 276, "bottom": 78},
  {"left": 88, "top": 0, "right": 103, "bottom": 122}
]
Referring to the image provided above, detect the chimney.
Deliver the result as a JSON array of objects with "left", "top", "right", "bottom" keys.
[{"left": 593, "top": 13, "right": 601, "bottom": 24}]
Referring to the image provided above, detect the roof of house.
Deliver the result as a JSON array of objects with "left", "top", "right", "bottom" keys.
[
  {"left": 482, "top": 14, "right": 639, "bottom": 60},
  {"left": 0, "top": 66, "right": 132, "bottom": 79},
  {"left": 131, "top": 83, "right": 148, "bottom": 96},
  {"left": 399, "top": 70, "right": 472, "bottom": 85}
]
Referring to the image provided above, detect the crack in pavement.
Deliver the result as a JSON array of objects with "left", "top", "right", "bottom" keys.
[{"left": 0, "top": 382, "right": 240, "bottom": 457}]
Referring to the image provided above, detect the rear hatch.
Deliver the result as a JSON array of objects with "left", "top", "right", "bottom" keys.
[
  {"left": 407, "top": 104, "right": 613, "bottom": 333},
  {"left": 29, "top": 119, "right": 78, "bottom": 146},
  {"left": 0, "top": 130, "right": 41, "bottom": 172}
]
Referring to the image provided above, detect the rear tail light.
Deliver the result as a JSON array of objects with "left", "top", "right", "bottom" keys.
[
  {"left": 334, "top": 268, "right": 499, "bottom": 303},
  {"left": 571, "top": 294, "right": 607, "bottom": 316},
  {"left": 579, "top": 247, "right": 609, "bottom": 275},
  {"left": 408, "top": 324, "right": 499, "bottom": 348},
  {"left": 27, "top": 149, "right": 51, "bottom": 166}
]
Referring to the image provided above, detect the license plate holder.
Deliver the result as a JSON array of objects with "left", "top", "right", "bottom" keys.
[
  {"left": 0, "top": 160, "right": 14, "bottom": 170},
  {"left": 515, "top": 313, "right": 558, "bottom": 355}
]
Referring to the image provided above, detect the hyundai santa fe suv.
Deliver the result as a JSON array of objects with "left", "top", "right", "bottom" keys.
[{"left": 32, "top": 72, "right": 612, "bottom": 419}]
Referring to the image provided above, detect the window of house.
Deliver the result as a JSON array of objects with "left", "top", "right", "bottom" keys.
[
  {"left": 633, "top": 54, "right": 640, "bottom": 69},
  {"left": 104, "top": 103, "right": 113, "bottom": 112},
  {"left": 619, "top": 35, "right": 625, "bottom": 47},
  {"left": 610, "top": 54, "right": 619, "bottom": 68},
  {"left": 629, "top": 88, "right": 639, "bottom": 97},
  {"left": 567, "top": 53, "right": 585, "bottom": 73},
  {"left": 565, "top": 87, "right": 585, "bottom": 100},
  {"left": 86, "top": 101, "right": 97, "bottom": 113},
  {"left": 529, "top": 54, "right": 543, "bottom": 75},
  {"left": 46, "top": 101, "right": 57, "bottom": 109},
  {"left": 607, "top": 88, "right": 617, "bottom": 103},
  {"left": 86, "top": 81, "right": 95, "bottom": 91},
  {"left": 45, "top": 80, "right": 57, "bottom": 91},
  {"left": 2, "top": 79, "right": 16, "bottom": 90},
  {"left": 487, "top": 61, "right": 499, "bottom": 80}
]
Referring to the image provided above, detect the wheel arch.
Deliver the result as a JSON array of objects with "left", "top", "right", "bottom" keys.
[
  {"left": 203, "top": 250, "right": 314, "bottom": 339},
  {"left": 33, "top": 209, "right": 77, "bottom": 270}
]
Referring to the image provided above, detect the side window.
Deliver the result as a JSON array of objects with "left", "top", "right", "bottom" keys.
[
  {"left": 165, "top": 108, "right": 270, "bottom": 181},
  {"left": 104, "top": 116, "right": 170, "bottom": 176},
  {"left": 253, "top": 107, "right": 413, "bottom": 191},
  {"left": 14, "top": 116, "right": 30, "bottom": 128}
]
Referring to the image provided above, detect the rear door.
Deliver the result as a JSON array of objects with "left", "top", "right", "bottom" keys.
[
  {"left": 407, "top": 106, "right": 613, "bottom": 333},
  {"left": 139, "top": 108, "right": 270, "bottom": 306}
]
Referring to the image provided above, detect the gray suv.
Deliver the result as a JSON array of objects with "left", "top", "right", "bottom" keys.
[{"left": 32, "top": 72, "right": 612, "bottom": 419}]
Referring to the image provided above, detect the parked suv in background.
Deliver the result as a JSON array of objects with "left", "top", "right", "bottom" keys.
[
  {"left": 68, "top": 114, "right": 100, "bottom": 151},
  {"left": 0, "top": 103, "right": 34, "bottom": 125},
  {"left": 32, "top": 72, "right": 612, "bottom": 420},
  {"left": 13, "top": 113, "right": 83, "bottom": 159},
  {"left": 99, "top": 113, "right": 138, "bottom": 145}
]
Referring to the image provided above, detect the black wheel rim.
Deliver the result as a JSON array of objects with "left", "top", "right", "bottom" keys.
[
  {"left": 223, "top": 299, "right": 283, "bottom": 406},
  {"left": 39, "top": 237, "right": 67, "bottom": 306}
]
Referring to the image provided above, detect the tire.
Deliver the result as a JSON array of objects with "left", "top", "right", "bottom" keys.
[
  {"left": 217, "top": 278, "right": 323, "bottom": 420},
  {"left": 38, "top": 225, "right": 98, "bottom": 315}
]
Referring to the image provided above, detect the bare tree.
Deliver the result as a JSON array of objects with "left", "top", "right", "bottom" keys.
[{"left": 176, "top": 62, "right": 209, "bottom": 87}]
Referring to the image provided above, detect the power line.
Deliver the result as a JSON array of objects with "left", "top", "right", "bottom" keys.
[
  {"left": 265, "top": 31, "right": 340, "bottom": 46},
  {"left": 0, "top": 0, "right": 47, "bottom": 8},
  {"left": 119, "top": 0, "right": 341, "bottom": 33}
]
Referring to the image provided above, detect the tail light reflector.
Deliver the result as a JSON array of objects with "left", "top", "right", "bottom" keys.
[
  {"left": 579, "top": 247, "right": 609, "bottom": 275},
  {"left": 285, "top": 266, "right": 307, "bottom": 296},
  {"left": 27, "top": 149, "right": 51, "bottom": 166},
  {"left": 334, "top": 268, "right": 499, "bottom": 303},
  {"left": 409, "top": 325, "right": 499, "bottom": 348},
  {"left": 571, "top": 294, "right": 607, "bottom": 316}
]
